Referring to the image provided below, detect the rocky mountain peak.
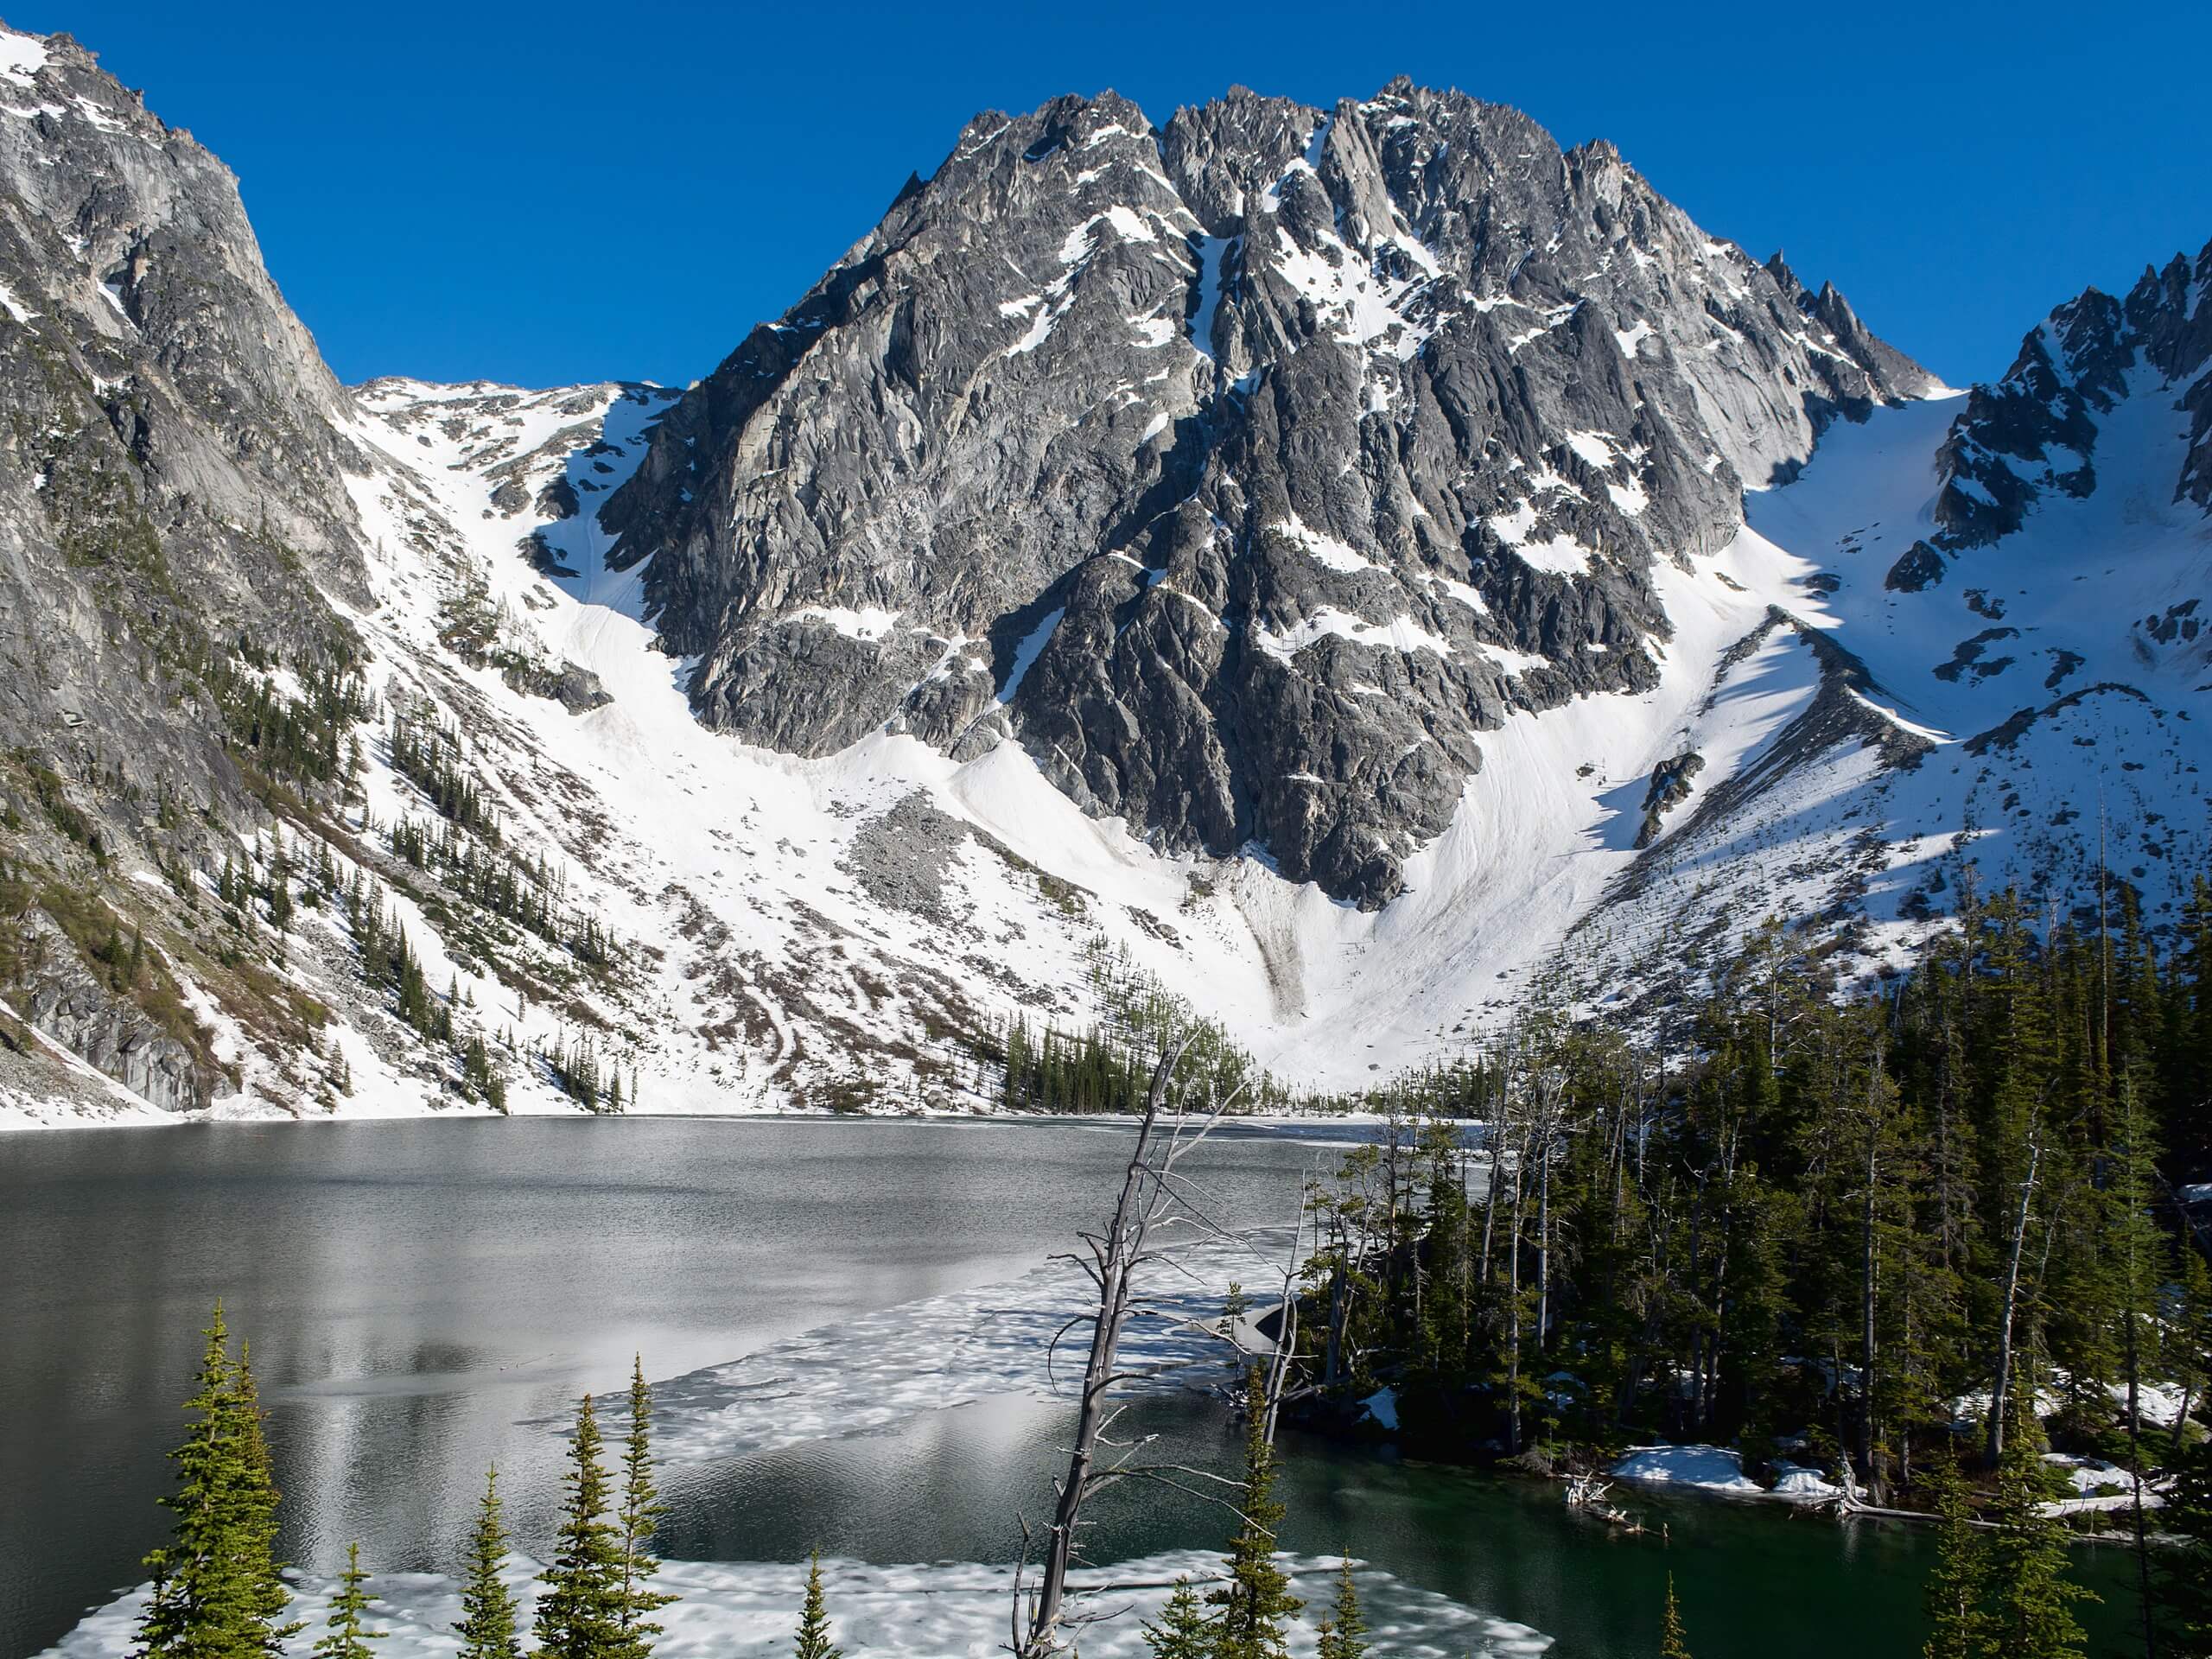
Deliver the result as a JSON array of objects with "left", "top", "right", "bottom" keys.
[
  {"left": 1886, "top": 234, "right": 2212, "bottom": 588},
  {"left": 598, "top": 79, "right": 1931, "bottom": 906}
]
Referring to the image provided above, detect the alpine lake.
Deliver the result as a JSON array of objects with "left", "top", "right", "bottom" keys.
[{"left": 0, "top": 1117, "right": 2143, "bottom": 1658}]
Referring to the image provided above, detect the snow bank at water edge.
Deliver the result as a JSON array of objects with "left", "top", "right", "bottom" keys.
[
  {"left": 40, "top": 1552, "right": 1554, "bottom": 1659},
  {"left": 1770, "top": 1462, "right": 1845, "bottom": 1502},
  {"left": 1609, "top": 1443, "right": 1763, "bottom": 1494},
  {"left": 1609, "top": 1444, "right": 1846, "bottom": 1503},
  {"left": 2040, "top": 1454, "right": 2166, "bottom": 1517}
]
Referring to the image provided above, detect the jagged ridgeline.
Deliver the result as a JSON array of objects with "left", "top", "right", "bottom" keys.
[
  {"left": 606, "top": 81, "right": 1929, "bottom": 909},
  {"left": 3, "top": 13, "right": 2209, "bottom": 1122}
]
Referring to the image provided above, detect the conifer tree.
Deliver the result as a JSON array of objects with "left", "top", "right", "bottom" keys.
[
  {"left": 313, "top": 1544, "right": 385, "bottom": 1659},
  {"left": 1207, "top": 1367, "right": 1301, "bottom": 1659},
  {"left": 1316, "top": 1558, "right": 1368, "bottom": 1659},
  {"left": 1922, "top": 1443, "right": 1984, "bottom": 1659},
  {"left": 227, "top": 1338, "right": 292, "bottom": 1643},
  {"left": 532, "top": 1394, "right": 626, "bottom": 1659},
  {"left": 2159, "top": 1400, "right": 2212, "bottom": 1657},
  {"left": 134, "top": 1303, "right": 299, "bottom": 1659},
  {"left": 1141, "top": 1578, "right": 1213, "bottom": 1659},
  {"left": 792, "top": 1554, "right": 841, "bottom": 1659},
  {"left": 613, "top": 1357, "right": 673, "bottom": 1656},
  {"left": 1661, "top": 1574, "right": 1693, "bottom": 1659},
  {"left": 455, "top": 1465, "right": 522, "bottom": 1659},
  {"left": 1984, "top": 1388, "right": 2094, "bottom": 1659}
]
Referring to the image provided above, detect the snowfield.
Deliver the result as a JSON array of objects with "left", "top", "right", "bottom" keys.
[{"left": 38, "top": 1552, "right": 1554, "bottom": 1659}]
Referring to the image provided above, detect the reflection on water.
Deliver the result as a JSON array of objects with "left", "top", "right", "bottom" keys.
[
  {"left": 1, "top": 1117, "right": 2141, "bottom": 1659},
  {"left": 0, "top": 1116, "right": 1318, "bottom": 1656}
]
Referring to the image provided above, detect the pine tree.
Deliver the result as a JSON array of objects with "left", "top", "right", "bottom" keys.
[
  {"left": 1315, "top": 1558, "right": 1368, "bottom": 1659},
  {"left": 532, "top": 1394, "right": 626, "bottom": 1659},
  {"left": 792, "top": 1554, "right": 841, "bottom": 1659},
  {"left": 1207, "top": 1367, "right": 1301, "bottom": 1659},
  {"left": 133, "top": 1303, "right": 299, "bottom": 1659},
  {"left": 225, "top": 1339, "right": 293, "bottom": 1646},
  {"left": 1922, "top": 1443, "right": 1984, "bottom": 1659},
  {"left": 613, "top": 1357, "right": 673, "bottom": 1657},
  {"left": 312, "top": 1544, "right": 385, "bottom": 1659},
  {"left": 1661, "top": 1573, "right": 1693, "bottom": 1659},
  {"left": 1984, "top": 1387, "right": 2094, "bottom": 1659},
  {"left": 455, "top": 1465, "right": 522, "bottom": 1659},
  {"left": 2159, "top": 1396, "right": 2212, "bottom": 1657},
  {"left": 1141, "top": 1578, "right": 1213, "bottom": 1659}
]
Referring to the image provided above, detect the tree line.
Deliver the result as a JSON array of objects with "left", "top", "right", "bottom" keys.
[{"left": 1258, "top": 883, "right": 2212, "bottom": 1656}]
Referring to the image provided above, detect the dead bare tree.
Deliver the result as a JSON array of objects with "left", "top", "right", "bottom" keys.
[
  {"left": 1008, "top": 1030, "right": 1280, "bottom": 1659},
  {"left": 1986, "top": 1109, "right": 2044, "bottom": 1465}
]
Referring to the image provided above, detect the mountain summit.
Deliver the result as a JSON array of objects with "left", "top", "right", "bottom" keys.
[{"left": 604, "top": 82, "right": 1931, "bottom": 905}]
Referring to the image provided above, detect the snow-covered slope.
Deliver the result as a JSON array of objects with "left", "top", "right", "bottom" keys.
[
  {"left": 304, "top": 264, "right": 2212, "bottom": 1105},
  {"left": 3, "top": 14, "right": 2208, "bottom": 1124}
]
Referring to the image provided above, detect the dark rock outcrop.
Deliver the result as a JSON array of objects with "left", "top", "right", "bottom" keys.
[{"left": 1912, "top": 237, "right": 2212, "bottom": 572}]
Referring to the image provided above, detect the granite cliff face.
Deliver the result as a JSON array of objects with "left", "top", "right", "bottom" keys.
[
  {"left": 0, "top": 24, "right": 371, "bottom": 1115},
  {"left": 605, "top": 81, "right": 1931, "bottom": 905}
]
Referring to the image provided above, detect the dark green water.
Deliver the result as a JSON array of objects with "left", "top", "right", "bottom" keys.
[{"left": 0, "top": 1117, "right": 2143, "bottom": 1658}]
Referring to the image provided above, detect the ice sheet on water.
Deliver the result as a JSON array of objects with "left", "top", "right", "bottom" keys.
[
  {"left": 41, "top": 1551, "right": 1551, "bottom": 1658},
  {"left": 622, "top": 1227, "right": 1299, "bottom": 1465}
]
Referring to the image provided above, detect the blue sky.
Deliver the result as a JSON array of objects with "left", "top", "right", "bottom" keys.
[{"left": 29, "top": 1, "right": 2209, "bottom": 391}]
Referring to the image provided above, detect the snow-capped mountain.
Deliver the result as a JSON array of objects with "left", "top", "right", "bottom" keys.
[
  {"left": 605, "top": 82, "right": 1932, "bottom": 909},
  {"left": 2, "top": 17, "right": 2208, "bottom": 1125}
]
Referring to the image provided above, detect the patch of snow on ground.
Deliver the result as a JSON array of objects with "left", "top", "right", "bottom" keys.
[
  {"left": 1273, "top": 517, "right": 1383, "bottom": 574},
  {"left": 1563, "top": 431, "right": 1613, "bottom": 468},
  {"left": 1769, "top": 1462, "right": 1843, "bottom": 1502},
  {"left": 41, "top": 1552, "right": 1551, "bottom": 1659},
  {"left": 0, "top": 28, "right": 46, "bottom": 81},
  {"left": 998, "top": 608, "right": 1065, "bottom": 702},
  {"left": 785, "top": 606, "right": 902, "bottom": 641},
  {"left": 1512, "top": 536, "right": 1596, "bottom": 579},
  {"left": 1610, "top": 1445, "right": 1762, "bottom": 1494},
  {"left": 1255, "top": 607, "right": 1452, "bottom": 663},
  {"left": 1188, "top": 235, "right": 1235, "bottom": 360}
]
